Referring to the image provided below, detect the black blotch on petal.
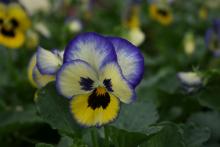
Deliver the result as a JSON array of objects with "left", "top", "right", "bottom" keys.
[
  {"left": 10, "top": 18, "right": 19, "bottom": 28},
  {"left": 1, "top": 27, "right": 15, "bottom": 37},
  {"left": 103, "top": 79, "right": 113, "bottom": 92},
  {"left": 88, "top": 89, "right": 110, "bottom": 110},
  {"left": 0, "top": 19, "right": 3, "bottom": 25},
  {"left": 79, "top": 77, "right": 94, "bottom": 91},
  {"left": 157, "top": 9, "right": 168, "bottom": 17}
]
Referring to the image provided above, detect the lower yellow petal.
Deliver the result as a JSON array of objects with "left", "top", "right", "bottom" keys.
[
  {"left": 0, "top": 30, "right": 25, "bottom": 49},
  {"left": 70, "top": 93, "right": 120, "bottom": 127}
]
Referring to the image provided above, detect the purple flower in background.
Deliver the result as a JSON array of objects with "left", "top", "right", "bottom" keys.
[
  {"left": 205, "top": 19, "right": 220, "bottom": 57},
  {"left": 0, "top": 0, "right": 9, "bottom": 4}
]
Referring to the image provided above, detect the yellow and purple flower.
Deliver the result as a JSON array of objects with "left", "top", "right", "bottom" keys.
[
  {"left": 205, "top": 19, "right": 220, "bottom": 57},
  {"left": 0, "top": 2, "right": 31, "bottom": 48},
  {"left": 27, "top": 47, "right": 64, "bottom": 88},
  {"left": 56, "top": 32, "right": 144, "bottom": 127}
]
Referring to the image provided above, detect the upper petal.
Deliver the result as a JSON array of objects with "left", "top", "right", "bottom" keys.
[
  {"left": 36, "top": 47, "right": 63, "bottom": 75},
  {"left": 64, "top": 32, "right": 117, "bottom": 71},
  {"left": 7, "top": 3, "right": 31, "bottom": 30},
  {"left": 56, "top": 59, "right": 99, "bottom": 99},
  {"left": 99, "top": 62, "right": 136, "bottom": 104},
  {"left": 108, "top": 37, "right": 144, "bottom": 87}
]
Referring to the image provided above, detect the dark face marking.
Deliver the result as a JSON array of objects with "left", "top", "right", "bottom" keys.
[
  {"left": 1, "top": 27, "right": 15, "bottom": 37},
  {"left": 0, "top": 18, "right": 19, "bottom": 37},
  {"left": 88, "top": 88, "right": 110, "bottom": 110},
  {"left": 10, "top": 18, "right": 19, "bottom": 28},
  {"left": 157, "top": 9, "right": 168, "bottom": 17},
  {"left": 103, "top": 79, "right": 113, "bottom": 92},
  {"left": 79, "top": 77, "right": 94, "bottom": 91},
  {"left": 0, "top": 19, "right": 3, "bottom": 25}
]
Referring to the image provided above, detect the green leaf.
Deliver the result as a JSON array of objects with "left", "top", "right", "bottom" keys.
[
  {"left": 140, "top": 122, "right": 185, "bottom": 147},
  {"left": 35, "top": 143, "right": 54, "bottom": 147},
  {"left": 111, "top": 101, "right": 159, "bottom": 133},
  {"left": 197, "top": 85, "right": 220, "bottom": 111},
  {"left": 188, "top": 111, "right": 220, "bottom": 140},
  {"left": 0, "top": 105, "right": 42, "bottom": 133},
  {"left": 196, "top": 71, "right": 220, "bottom": 111},
  {"left": 102, "top": 101, "right": 159, "bottom": 147},
  {"left": 35, "top": 82, "right": 82, "bottom": 137},
  {"left": 58, "top": 135, "right": 88, "bottom": 147},
  {"left": 106, "top": 126, "right": 148, "bottom": 147},
  {"left": 180, "top": 123, "right": 210, "bottom": 147}
]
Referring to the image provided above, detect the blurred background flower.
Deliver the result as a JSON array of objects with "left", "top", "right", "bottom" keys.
[
  {"left": 0, "top": 2, "right": 31, "bottom": 49},
  {"left": 149, "top": 1, "right": 173, "bottom": 26},
  {"left": 205, "top": 19, "right": 220, "bottom": 57}
]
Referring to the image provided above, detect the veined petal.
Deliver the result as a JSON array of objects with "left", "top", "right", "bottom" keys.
[
  {"left": 64, "top": 32, "right": 117, "bottom": 71},
  {"left": 27, "top": 54, "right": 37, "bottom": 87},
  {"left": 36, "top": 47, "right": 63, "bottom": 75},
  {"left": 99, "top": 62, "right": 136, "bottom": 104},
  {"left": 56, "top": 59, "right": 99, "bottom": 99},
  {"left": 108, "top": 37, "right": 144, "bottom": 87},
  {"left": 70, "top": 93, "right": 120, "bottom": 127},
  {"left": 32, "top": 66, "right": 55, "bottom": 88}
]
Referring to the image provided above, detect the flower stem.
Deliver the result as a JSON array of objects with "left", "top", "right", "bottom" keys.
[
  {"left": 91, "top": 128, "right": 99, "bottom": 147},
  {"left": 104, "top": 126, "right": 110, "bottom": 147}
]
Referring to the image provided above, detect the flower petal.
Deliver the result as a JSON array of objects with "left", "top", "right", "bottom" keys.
[
  {"left": 27, "top": 54, "right": 37, "bottom": 87},
  {"left": 7, "top": 3, "right": 31, "bottom": 30},
  {"left": 36, "top": 47, "right": 62, "bottom": 75},
  {"left": 108, "top": 37, "right": 144, "bottom": 87},
  {"left": 32, "top": 66, "right": 55, "bottom": 88},
  {"left": 56, "top": 59, "right": 99, "bottom": 99},
  {"left": 99, "top": 62, "right": 136, "bottom": 104},
  {"left": 0, "top": 29, "right": 25, "bottom": 49},
  {"left": 64, "top": 32, "right": 117, "bottom": 71},
  {"left": 70, "top": 93, "right": 120, "bottom": 127}
]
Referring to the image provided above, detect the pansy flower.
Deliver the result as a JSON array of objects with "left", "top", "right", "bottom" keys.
[
  {"left": 123, "top": 1, "right": 145, "bottom": 46},
  {"left": 149, "top": 3, "right": 173, "bottom": 26},
  {"left": 205, "top": 19, "right": 220, "bottom": 57},
  {"left": 27, "top": 47, "right": 64, "bottom": 88},
  {"left": 177, "top": 72, "right": 202, "bottom": 93},
  {"left": 56, "top": 33, "right": 144, "bottom": 127},
  {"left": 0, "top": 2, "right": 31, "bottom": 48}
]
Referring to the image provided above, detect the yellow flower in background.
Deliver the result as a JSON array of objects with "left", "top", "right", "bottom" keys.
[
  {"left": 183, "top": 31, "right": 195, "bottom": 55},
  {"left": 123, "top": 4, "right": 145, "bottom": 46},
  {"left": 125, "top": 5, "right": 140, "bottom": 29},
  {"left": 149, "top": 3, "right": 173, "bottom": 26},
  {"left": 199, "top": 6, "right": 208, "bottom": 20},
  {"left": 0, "top": 2, "right": 31, "bottom": 49},
  {"left": 125, "top": 27, "right": 145, "bottom": 47}
]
